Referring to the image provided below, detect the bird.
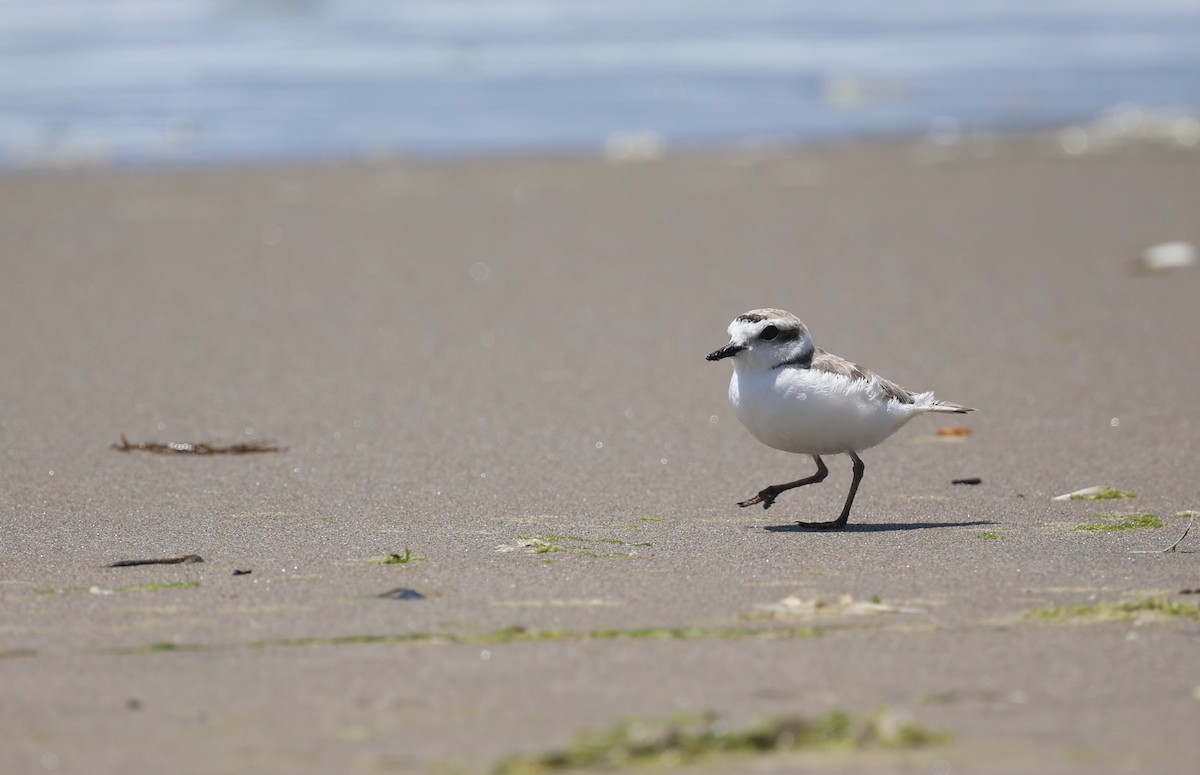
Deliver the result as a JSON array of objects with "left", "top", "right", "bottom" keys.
[{"left": 706, "top": 308, "right": 974, "bottom": 529}]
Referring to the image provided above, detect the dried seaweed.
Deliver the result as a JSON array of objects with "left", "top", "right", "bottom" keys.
[
  {"left": 109, "top": 554, "right": 204, "bottom": 568},
  {"left": 112, "top": 434, "right": 285, "bottom": 455}
]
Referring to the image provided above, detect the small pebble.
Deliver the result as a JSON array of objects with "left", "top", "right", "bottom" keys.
[{"left": 378, "top": 588, "right": 425, "bottom": 601}]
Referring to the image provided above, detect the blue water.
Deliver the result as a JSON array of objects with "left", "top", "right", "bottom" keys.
[{"left": 3, "top": 0, "right": 1200, "bottom": 170}]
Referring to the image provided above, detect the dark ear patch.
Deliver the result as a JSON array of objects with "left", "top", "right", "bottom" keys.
[{"left": 775, "top": 326, "right": 801, "bottom": 342}]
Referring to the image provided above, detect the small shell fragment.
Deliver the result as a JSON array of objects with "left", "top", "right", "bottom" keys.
[
  {"left": 754, "top": 594, "right": 924, "bottom": 619},
  {"left": 1138, "top": 241, "right": 1196, "bottom": 273},
  {"left": 936, "top": 426, "right": 972, "bottom": 437},
  {"left": 1053, "top": 485, "right": 1136, "bottom": 501}
]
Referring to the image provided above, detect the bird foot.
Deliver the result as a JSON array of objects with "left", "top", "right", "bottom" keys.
[
  {"left": 795, "top": 518, "right": 848, "bottom": 531},
  {"left": 737, "top": 491, "right": 776, "bottom": 509}
]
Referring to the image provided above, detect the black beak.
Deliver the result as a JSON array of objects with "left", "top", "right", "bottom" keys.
[{"left": 706, "top": 342, "right": 745, "bottom": 361}]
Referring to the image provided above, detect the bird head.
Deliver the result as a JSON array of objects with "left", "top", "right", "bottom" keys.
[{"left": 706, "top": 308, "right": 814, "bottom": 371}]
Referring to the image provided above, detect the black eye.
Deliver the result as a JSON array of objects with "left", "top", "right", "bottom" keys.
[{"left": 760, "top": 325, "right": 779, "bottom": 341}]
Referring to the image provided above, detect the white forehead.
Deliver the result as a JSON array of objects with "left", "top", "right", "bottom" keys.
[
  {"left": 727, "top": 309, "right": 805, "bottom": 340},
  {"left": 727, "top": 318, "right": 762, "bottom": 339}
]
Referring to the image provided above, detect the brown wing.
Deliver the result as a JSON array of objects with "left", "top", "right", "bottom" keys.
[{"left": 810, "top": 349, "right": 916, "bottom": 404}]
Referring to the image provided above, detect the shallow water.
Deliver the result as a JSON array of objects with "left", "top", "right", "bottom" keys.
[{"left": 3, "top": 0, "right": 1200, "bottom": 169}]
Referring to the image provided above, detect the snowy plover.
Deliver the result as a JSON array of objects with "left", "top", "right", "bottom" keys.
[{"left": 707, "top": 308, "right": 975, "bottom": 529}]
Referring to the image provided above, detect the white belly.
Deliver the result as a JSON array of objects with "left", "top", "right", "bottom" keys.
[{"left": 729, "top": 367, "right": 919, "bottom": 455}]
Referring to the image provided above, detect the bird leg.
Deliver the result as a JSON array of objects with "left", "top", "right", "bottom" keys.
[
  {"left": 795, "top": 451, "right": 864, "bottom": 530},
  {"left": 738, "top": 455, "right": 829, "bottom": 509}
]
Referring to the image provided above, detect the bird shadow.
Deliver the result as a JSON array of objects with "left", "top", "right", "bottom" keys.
[{"left": 762, "top": 519, "right": 998, "bottom": 533}]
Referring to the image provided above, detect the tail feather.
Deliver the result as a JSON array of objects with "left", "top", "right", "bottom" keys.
[{"left": 929, "top": 400, "right": 975, "bottom": 414}]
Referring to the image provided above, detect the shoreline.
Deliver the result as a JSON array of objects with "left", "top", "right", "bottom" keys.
[{"left": 6, "top": 102, "right": 1200, "bottom": 181}]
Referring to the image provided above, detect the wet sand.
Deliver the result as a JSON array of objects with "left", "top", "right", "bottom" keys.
[{"left": 2, "top": 139, "right": 1199, "bottom": 773}]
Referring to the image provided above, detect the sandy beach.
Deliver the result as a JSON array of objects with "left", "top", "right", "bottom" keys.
[{"left": 2, "top": 138, "right": 1199, "bottom": 773}]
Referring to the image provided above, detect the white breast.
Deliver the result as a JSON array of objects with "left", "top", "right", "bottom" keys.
[{"left": 729, "top": 366, "right": 924, "bottom": 455}]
